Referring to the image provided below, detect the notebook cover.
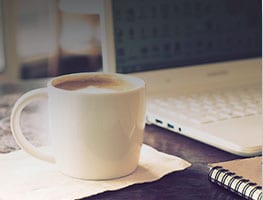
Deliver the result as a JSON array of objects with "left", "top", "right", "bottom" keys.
[
  {"left": 208, "top": 156, "right": 262, "bottom": 200},
  {"left": 209, "top": 156, "right": 262, "bottom": 186}
]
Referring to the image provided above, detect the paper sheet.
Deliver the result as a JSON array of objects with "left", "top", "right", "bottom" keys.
[{"left": 0, "top": 144, "right": 191, "bottom": 200}]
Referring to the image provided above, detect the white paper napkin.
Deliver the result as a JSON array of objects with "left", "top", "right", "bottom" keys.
[{"left": 0, "top": 144, "right": 191, "bottom": 200}]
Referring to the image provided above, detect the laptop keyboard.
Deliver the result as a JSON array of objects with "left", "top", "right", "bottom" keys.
[{"left": 148, "top": 85, "right": 262, "bottom": 124}]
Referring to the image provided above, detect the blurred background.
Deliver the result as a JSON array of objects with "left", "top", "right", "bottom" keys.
[
  {"left": 0, "top": 0, "right": 103, "bottom": 81},
  {"left": 0, "top": 0, "right": 261, "bottom": 81}
]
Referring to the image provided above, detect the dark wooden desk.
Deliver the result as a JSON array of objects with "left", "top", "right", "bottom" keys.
[{"left": 0, "top": 80, "right": 245, "bottom": 200}]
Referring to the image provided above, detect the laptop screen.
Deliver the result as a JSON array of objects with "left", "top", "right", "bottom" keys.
[{"left": 111, "top": 0, "right": 261, "bottom": 73}]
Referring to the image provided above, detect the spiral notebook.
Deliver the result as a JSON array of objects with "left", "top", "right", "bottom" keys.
[{"left": 208, "top": 157, "right": 262, "bottom": 200}]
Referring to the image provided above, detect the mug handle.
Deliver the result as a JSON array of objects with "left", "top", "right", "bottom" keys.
[{"left": 10, "top": 88, "right": 55, "bottom": 163}]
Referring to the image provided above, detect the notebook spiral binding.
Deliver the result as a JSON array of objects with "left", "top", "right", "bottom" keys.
[{"left": 208, "top": 166, "right": 262, "bottom": 200}]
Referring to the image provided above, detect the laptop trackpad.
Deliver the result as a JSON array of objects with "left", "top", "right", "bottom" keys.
[{"left": 203, "top": 115, "right": 262, "bottom": 155}]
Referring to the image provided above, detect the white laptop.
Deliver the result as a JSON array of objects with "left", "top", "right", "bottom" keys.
[{"left": 62, "top": 0, "right": 262, "bottom": 156}]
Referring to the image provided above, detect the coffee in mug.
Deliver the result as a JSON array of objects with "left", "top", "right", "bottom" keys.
[
  {"left": 10, "top": 73, "right": 146, "bottom": 180},
  {"left": 53, "top": 74, "right": 134, "bottom": 92}
]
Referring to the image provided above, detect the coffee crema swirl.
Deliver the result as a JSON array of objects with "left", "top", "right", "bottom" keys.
[{"left": 53, "top": 74, "right": 134, "bottom": 92}]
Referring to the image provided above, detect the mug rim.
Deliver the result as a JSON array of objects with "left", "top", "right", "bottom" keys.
[{"left": 47, "top": 72, "right": 145, "bottom": 95}]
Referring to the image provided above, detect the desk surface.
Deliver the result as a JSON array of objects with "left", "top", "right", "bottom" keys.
[{"left": 0, "top": 80, "right": 245, "bottom": 200}]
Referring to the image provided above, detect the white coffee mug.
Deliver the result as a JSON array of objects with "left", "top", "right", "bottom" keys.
[{"left": 10, "top": 73, "right": 146, "bottom": 180}]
